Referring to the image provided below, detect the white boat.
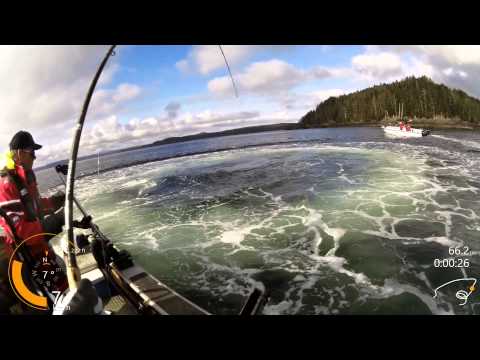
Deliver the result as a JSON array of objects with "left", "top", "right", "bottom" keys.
[{"left": 382, "top": 126, "right": 431, "bottom": 137}]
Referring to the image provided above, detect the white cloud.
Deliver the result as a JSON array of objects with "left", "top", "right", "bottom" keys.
[
  {"left": 310, "top": 89, "right": 348, "bottom": 103},
  {"left": 89, "top": 83, "right": 142, "bottom": 117},
  {"left": 237, "top": 60, "right": 306, "bottom": 91},
  {"left": 208, "top": 59, "right": 333, "bottom": 97},
  {"left": 176, "top": 45, "right": 295, "bottom": 75},
  {"left": 90, "top": 116, "right": 128, "bottom": 144},
  {"left": 36, "top": 108, "right": 268, "bottom": 165},
  {"left": 112, "top": 83, "right": 141, "bottom": 102},
  {"left": 185, "top": 110, "right": 260, "bottom": 126},
  {"left": 38, "top": 138, "right": 73, "bottom": 164},
  {"left": 405, "top": 57, "right": 435, "bottom": 79},
  {"left": 84, "top": 110, "right": 262, "bottom": 148},
  {"left": 367, "top": 45, "right": 480, "bottom": 97},
  {"left": 277, "top": 88, "right": 353, "bottom": 114},
  {"left": 400, "top": 45, "right": 480, "bottom": 66},
  {"left": 0, "top": 45, "right": 140, "bottom": 154},
  {"left": 352, "top": 52, "right": 403, "bottom": 79},
  {"left": 175, "top": 59, "right": 190, "bottom": 73},
  {"left": 277, "top": 89, "right": 346, "bottom": 112},
  {"left": 176, "top": 45, "right": 254, "bottom": 75}
]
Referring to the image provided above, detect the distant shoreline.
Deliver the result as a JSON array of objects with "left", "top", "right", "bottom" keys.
[
  {"left": 301, "top": 121, "right": 478, "bottom": 130},
  {"left": 35, "top": 120, "right": 479, "bottom": 171}
]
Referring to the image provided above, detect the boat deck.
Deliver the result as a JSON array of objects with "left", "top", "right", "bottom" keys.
[{"left": 64, "top": 232, "right": 210, "bottom": 315}]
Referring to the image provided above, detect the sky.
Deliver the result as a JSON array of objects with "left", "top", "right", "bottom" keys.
[{"left": 1, "top": 45, "right": 480, "bottom": 167}]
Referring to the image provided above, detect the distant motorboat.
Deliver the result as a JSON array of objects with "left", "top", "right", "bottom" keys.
[{"left": 382, "top": 125, "right": 431, "bottom": 137}]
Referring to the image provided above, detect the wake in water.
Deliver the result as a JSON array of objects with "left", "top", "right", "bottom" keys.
[
  {"left": 53, "top": 138, "right": 480, "bottom": 315},
  {"left": 431, "top": 134, "right": 480, "bottom": 151}
]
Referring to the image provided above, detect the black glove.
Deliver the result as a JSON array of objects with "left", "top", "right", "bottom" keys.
[
  {"left": 50, "top": 191, "right": 65, "bottom": 210},
  {"left": 63, "top": 279, "right": 102, "bottom": 315},
  {"left": 55, "top": 164, "right": 68, "bottom": 176},
  {"left": 73, "top": 215, "right": 92, "bottom": 229}
]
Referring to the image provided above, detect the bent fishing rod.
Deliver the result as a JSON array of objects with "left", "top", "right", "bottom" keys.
[
  {"left": 218, "top": 45, "right": 238, "bottom": 98},
  {"left": 62, "top": 44, "right": 236, "bottom": 292},
  {"left": 54, "top": 166, "right": 88, "bottom": 217},
  {"left": 64, "top": 45, "right": 116, "bottom": 290},
  {"left": 59, "top": 45, "right": 266, "bottom": 313},
  {"left": 55, "top": 165, "right": 105, "bottom": 244}
]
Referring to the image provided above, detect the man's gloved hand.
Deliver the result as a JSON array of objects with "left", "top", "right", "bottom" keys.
[
  {"left": 50, "top": 191, "right": 66, "bottom": 210},
  {"left": 55, "top": 164, "right": 68, "bottom": 176},
  {"left": 73, "top": 215, "right": 92, "bottom": 229},
  {"left": 57, "top": 279, "right": 104, "bottom": 315}
]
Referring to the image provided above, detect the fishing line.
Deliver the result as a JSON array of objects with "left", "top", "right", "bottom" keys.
[{"left": 218, "top": 45, "right": 239, "bottom": 98}]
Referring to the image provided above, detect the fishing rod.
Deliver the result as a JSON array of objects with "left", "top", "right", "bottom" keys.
[
  {"left": 216, "top": 47, "right": 272, "bottom": 313},
  {"left": 60, "top": 44, "right": 235, "bottom": 257},
  {"left": 62, "top": 44, "right": 234, "bottom": 252},
  {"left": 64, "top": 45, "right": 116, "bottom": 291},
  {"left": 57, "top": 45, "right": 267, "bottom": 315},
  {"left": 218, "top": 45, "right": 239, "bottom": 98},
  {"left": 55, "top": 165, "right": 107, "bottom": 257},
  {"left": 55, "top": 165, "right": 88, "bottom": 218}
]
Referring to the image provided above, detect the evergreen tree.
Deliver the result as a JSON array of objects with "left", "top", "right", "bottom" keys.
[{"left": 299, "top": 76, "right": 480, "bottom": 128}]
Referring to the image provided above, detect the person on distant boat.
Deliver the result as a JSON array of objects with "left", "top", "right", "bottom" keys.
[
  {"left": 405, "top": 119, "right": 413, "bottom": 132},
  {"left": 399, "top": 121, "right": 405, "bottom": 130}
]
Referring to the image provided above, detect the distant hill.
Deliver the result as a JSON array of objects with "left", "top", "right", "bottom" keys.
[
  {"left": 152, "top": 123, "right": 299, "bottom": 146},
  {"left": 35, "top": 123, "right": 300, "bottom": 170},
  {"left": 299, "top": 76, "right": 480, "bottom": 129}
]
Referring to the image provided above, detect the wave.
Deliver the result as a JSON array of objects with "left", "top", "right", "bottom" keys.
[
  {"left": 71, "top": 138, "right": 480, "bottom": 314},
  {"left": 431, "top": 134, "right": 480, "bottom": 150}
]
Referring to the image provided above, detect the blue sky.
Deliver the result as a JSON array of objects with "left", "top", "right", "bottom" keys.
[
  {"left": 1, "top": 45, "right": 480, "bottom": 165},
  {"left": 105, "top": 45, "right": 367, "bottom": 124}
]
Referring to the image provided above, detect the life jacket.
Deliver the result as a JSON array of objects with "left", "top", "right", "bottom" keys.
[
  {"left": 0, "top": 167, "right": 69, "bottom": 298},
  {"left": 0, "top": 166, "right": 54, "bottom": 257},
  {"left": 0, "top": 168, "right": 43, "bottom": 222}
]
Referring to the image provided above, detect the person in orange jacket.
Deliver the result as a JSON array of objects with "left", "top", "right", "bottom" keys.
[
  {"left": 405, "top": 119, "right": 413, "bottom": 132},
  {"left": 0, "top": 132, "right": 66, "bottom": 256},
  {"left": 0, "top": 132, "right": 93, "bottom": 313}
]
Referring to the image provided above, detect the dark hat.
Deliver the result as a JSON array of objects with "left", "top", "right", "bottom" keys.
[{"left": 9, "top": 131, "right": 43, "bottom": 150}]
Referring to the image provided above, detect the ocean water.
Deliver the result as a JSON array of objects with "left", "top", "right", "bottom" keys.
[{"left": 36, "top": 127, "right": 480, "bottom": 314}]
